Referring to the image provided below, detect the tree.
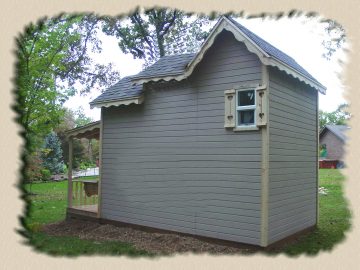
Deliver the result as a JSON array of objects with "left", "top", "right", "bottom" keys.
[
  {"left": 319, "top": 103, "right": 350, "bottom": 129},
  {"left": 74, "top": 107, "right": 93, "bottom": 127},
  {"left": 102, "top": 9, "right": 212, "bottom": 65},
  {"left": 322, "top": 19, "right": 346, "bottom": 60},
  {"left": 41, "top": 132, "right": 64, "bottom": 174},
  {"left": 15, "top": 14, "right": 120, "bottom": 151},
  {"left": 55, "top": 107, "right": 94, "bottom": 169}
]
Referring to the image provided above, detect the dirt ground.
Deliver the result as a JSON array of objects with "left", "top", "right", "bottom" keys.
[{"left": 42, "top": 219, "right": 264, "bottom": 255}]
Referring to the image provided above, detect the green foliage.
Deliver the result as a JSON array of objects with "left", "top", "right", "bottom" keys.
[
  {"left": 14, "top": 14, "right": 120, "bottom": 152},
  {"left": 102, "top": 9, "right": 213, "bottom": 66},
  {"left": 319, "top": 103, "right": 350, "bottom": 129},
  {"left": 40, "top": 169, "right": 51, "bottom": 181},
  {"left": 55, "top": 107, "right": 98, "bottom": 170},
  {"left": 322, "top": 20, "right": 346, "bottom": 60},
  {"left": 41, "top": 132, "right": 64, "bottom": 174},
  {"left": 24, "top": 151, "right": 44, "bottom": 182},
  {"left": 73, "top": 107, "right": 93, "bottom": 127},
  {"left": 79, "top": 161, "right": 96, "bottom": 170}
]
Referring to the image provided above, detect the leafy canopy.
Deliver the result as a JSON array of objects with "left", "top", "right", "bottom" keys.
[
  {"left": 102, "top": 8, "right": 212, "bottom": 66},
  {"left": 15, "top": 14, "right": 120, "bottom": 150},
  {"left": 319, "top": 104, "right": 350, "bottom": 129}
]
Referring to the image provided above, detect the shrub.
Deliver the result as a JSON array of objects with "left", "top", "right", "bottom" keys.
[
  {"left": 40, "top": 169, "right": 51, "bottom": 181},
  {"left": 25, "top": 151, "right": 43, "bottom": 182}
]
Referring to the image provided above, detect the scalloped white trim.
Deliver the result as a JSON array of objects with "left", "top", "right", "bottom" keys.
[
  {"left": 90, "top": 96, "right": 144, "bottom": 109},
  {"left": 133, "top": 17, "right": 326, "bottom": 94},
  {"left": 66, "top": 121, "right": 100, "bottom": 139}
]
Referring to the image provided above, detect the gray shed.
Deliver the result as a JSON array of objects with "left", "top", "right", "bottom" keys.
[
  {"left": 319, "top": 125, "right": 349, "bottom": 161},
  {"left": 67, "top": 16, "right": 326, "bottom": 247}
]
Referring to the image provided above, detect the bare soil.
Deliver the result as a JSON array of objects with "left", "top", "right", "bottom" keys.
[{"left": 42, "top": 219, "right": 262, "bottom": 255}]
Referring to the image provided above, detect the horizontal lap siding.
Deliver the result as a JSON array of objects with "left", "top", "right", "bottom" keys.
[
  {"left": 268, "top": 67, "right": 318, "bottom": 244},
  {"left": 100, "top": 31, "right": 263, "bottom": 245}
]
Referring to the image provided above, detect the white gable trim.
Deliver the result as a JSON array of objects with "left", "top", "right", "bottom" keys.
[
  {"left": 133, "top": 17, "right": 326, "bottom": 94},
  {"left": 90, "top": 95, "right": 144, "bottom": 109}
]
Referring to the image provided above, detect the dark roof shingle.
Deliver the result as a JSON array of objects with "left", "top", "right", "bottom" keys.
[
  {"left": 90, "top": 54, "right": 195, "bottom": 105},
  {"left": 322, "top": 125, "right": 349, "bottom": 142},
  {"left": 131, "top": 53, "right": 195, "bottom": 80},
  {"left": 89, "top": 76, "right": 143, "bottom": 106}
]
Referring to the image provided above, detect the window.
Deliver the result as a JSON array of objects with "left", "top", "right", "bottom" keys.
[{"left": 236, "top": 89, "right": 256, "bottom": 127}]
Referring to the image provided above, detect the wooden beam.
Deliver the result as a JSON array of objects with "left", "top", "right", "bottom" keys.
[
  {"left": 68, "top": 138, "right": 73, "bottom": 208},
  {"left": 97, "top": 108, "right": 104, "bottom": 218},
  {"left": 316, "top": 91, "right": 320, "bottom": 225}
]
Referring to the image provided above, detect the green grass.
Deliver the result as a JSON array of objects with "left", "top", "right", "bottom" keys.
[
  {"left": 23, "top": 177, "right": 150, "bottom": 257},
  {"left": 22, "top": 170, "right": 351, "bottom": 256},
  {"left": 28, "top": 233, "right": 149, "bottom": 257}
]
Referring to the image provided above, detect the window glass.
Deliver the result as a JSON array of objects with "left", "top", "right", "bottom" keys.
[
  {"left": 238, "top": 90, "right": 255, "bottom": 106},
  {"left": 238, "top": 110, "right": 255, "bottom": 126}
]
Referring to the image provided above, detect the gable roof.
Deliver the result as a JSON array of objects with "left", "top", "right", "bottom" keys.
[
  {"left": 320, "top": 125, "right": 349, "bottom": 142},
  {"left": 131, "top": 16, "right": 326, "bottom": 93},
  {"left": 90, "top": 16, "right": 326, "bottom": 108}
]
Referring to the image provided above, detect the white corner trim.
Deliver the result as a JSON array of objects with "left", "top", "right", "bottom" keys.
[
  {"left": 90, "top": 96, "right": 144, "bottom": 109},
  {"left": 131, "top": 17, "right": 326, "bottom": 94},
  {"left": 260, "top": 64, "right": 270, "bottom": 247}
]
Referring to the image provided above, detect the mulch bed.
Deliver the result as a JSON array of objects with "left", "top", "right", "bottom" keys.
[{"left": 41, "top": 219, "right": 262, "bottom": 255}]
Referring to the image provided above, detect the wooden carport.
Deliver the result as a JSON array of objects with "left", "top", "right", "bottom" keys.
[{"left": 65, "top": 121, "right": 101, "bottom": 218}]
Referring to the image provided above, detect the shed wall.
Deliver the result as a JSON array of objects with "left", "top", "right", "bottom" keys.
[
  {"left": 267, "top": 67, "right": 318, "bottom": 244},
  {"left": 319, "top": 131, "right": 345, "bottom": 160},
  {"left": 100, "top": 31, "right": 264, "bottom": 245}
]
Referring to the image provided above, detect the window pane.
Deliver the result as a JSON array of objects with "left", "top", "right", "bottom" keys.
[
  {"left": 238, "top": 90, "right": 255, "bottom": 106},
  {"left": 238, "top": 110, "right": 255, "bottom": 125}
]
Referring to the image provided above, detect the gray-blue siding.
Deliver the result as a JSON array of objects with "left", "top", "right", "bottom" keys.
[
  {"left": 100, "top": 31, "right": 264, "bottom": 245},
  {"left": 268, "top": 67, "right": 318, "bottom": 244}
]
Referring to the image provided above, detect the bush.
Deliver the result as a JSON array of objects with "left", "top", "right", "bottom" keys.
[
  {"left": 25, "top": 151, "right": 43, "bottom": 182},
  {"left": 40, "top": 169, "right": 51, "bottom": 181},
  {"left": 79, "top": 161, "right": 96, "bottom": 170},
  {"left": 63, "top": 164, "right": 68, "bottom": 174}
]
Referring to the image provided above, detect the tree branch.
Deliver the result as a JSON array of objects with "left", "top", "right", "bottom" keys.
[{"left": 160, "top": 10, "right": 177, "bottom": 37}]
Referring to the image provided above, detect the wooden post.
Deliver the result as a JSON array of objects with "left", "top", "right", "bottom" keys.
[
  {"left": 97, "top": 109, "right": 103, "bottom": 218},
  {"left": 68, "top": 137, "right": 73, "bottom": 208}
]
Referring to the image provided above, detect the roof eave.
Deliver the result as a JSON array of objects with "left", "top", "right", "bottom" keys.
[
  {"left": 268, "top": 57, "right": 327, "bottom": 94},
  {"left": 89, "top": 95, "right": 144, "bottom": 109}
]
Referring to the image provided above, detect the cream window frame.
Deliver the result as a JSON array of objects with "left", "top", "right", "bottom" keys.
[{"left": 236, "top": 89, "right": 257, "bottom": 128}]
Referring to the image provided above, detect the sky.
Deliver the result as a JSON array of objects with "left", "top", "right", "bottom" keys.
[{"left": 64, "top": 16, "right": 347, "bottom": 121}]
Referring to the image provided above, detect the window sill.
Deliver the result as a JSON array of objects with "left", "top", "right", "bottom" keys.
[{"left": 233, "top": 126, "right": 259, "bottom": 132}]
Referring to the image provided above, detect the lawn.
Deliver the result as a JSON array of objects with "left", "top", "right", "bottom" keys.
[
  {"left": 22, "top": 169, "right": 351, "bottom": 256},
  {"left": 276, "top": 169, "right": 351, "bottom": 256},
  {"left": 23, "top": 176, "right": 149, "bottom": 257}
]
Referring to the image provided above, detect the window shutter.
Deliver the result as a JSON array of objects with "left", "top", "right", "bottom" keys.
[
  {"left": 255, "top": 85, "right": 268, "bottom": 126},
  {"left": 224, "top": 89, "right": 236, "bottom": 128}
]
